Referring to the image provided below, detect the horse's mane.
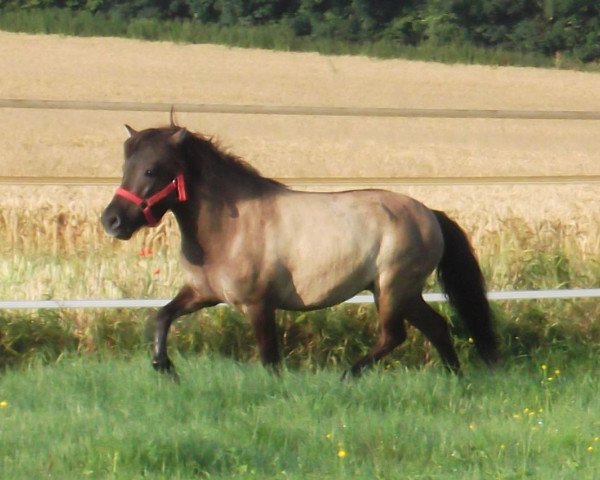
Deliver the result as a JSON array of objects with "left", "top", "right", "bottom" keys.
[
  {"left": 161, "top": 124, "right": 284, "bottom": 192},
  {"left": 189, "top": 131, "right": 282, "bottom": 186}
]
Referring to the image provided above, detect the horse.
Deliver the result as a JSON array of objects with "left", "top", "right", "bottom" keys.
[{"left": 101, "top": 121, "right": 500, "bottom": 380}]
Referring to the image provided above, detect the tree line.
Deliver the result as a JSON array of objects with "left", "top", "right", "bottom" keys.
[{"left": 3, "top": 1, "right": 599, "bottom": 62}]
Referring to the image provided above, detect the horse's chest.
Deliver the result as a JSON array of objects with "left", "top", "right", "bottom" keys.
[{"left": 189, "top": 260, "right": 265, "bottom": 306}]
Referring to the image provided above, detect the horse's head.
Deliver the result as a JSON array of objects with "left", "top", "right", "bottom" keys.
[{"left": 101, "top": 125, "right": 188, "bottom": 240}]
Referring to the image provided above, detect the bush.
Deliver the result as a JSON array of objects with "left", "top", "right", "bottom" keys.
[{"left": 290, "top": 12, "right": 311, "bottom": 36}]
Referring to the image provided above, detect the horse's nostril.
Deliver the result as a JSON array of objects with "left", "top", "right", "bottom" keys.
[
  {"left": 102, "top": 210, "right": 122, "bottom": 233},
  {"left": 109, "top": 214, "right": 121, "bottom": 230}
]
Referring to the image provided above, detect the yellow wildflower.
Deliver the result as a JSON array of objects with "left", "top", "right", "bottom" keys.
[
  {"left": 469, "top": 423, "right": 476, "bottom": 431},
  {"left": 325, "top": 433, "right": 333, "bottom": 440},
  {"left": 587, "top": 446, "right": 594, "bottom": 453},
  {"left": 541, "top": 364, "right": 547, "bottom": 371},
  {"left": 337, "top": 448, "right": 347, "bottom": 459},
  {"left": 554, "top": 369, "right": 561, "bottom": 376},
  {"left": 0, "top": 400, "right": 8, "bottom": 409}
]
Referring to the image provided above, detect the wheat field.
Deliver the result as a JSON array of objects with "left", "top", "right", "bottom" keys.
[
  {"left": 0, "top": 31, "right": 599, "bottom": 301},
  {"left": 2, "top": 31, "right": 600, "bottom": 180}
]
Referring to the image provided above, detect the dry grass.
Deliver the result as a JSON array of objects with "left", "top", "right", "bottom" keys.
[{"left": 0, "top": 184, "right": 597, "bottom": 303}]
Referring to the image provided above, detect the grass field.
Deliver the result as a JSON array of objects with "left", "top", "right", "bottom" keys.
[{"left": 2, "top": 354, "right": 600, "bottom": 479}]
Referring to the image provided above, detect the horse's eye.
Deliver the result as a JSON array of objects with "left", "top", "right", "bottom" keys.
[{"left": 145, "top": 169, "right": 155, "bottom": 177}]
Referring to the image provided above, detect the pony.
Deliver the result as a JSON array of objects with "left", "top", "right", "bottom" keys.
[{"left": 101, "top": 121, "right": 499, "bottom": 380}]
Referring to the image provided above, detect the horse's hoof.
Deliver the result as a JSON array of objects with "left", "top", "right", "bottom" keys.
[
  {"left": 152, "top": 359, "right": 180, "bottom": 383},
  {"left": 340, "top": 366, "right": 363, "bottom": 381}
]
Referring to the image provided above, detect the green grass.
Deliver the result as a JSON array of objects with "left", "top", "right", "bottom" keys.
[
  {"left": 1, "top": 354, "right": 600, "bottom": 479},
  {"left": 2, "top": 293, "right": 600, "bottom": 371},
  {"left": 0, "top": 7, "right": 594, "bottom": 70}
]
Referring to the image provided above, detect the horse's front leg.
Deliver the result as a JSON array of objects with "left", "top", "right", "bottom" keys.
[
  {"left": 153, "top": 284, "right": 217, "bottom": 381},
  {"left": 244, "top": 303, "right": 281, "bottom": 373}
]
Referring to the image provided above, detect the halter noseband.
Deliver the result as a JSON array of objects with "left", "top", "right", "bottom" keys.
[{"left": 115, "top": 172, "right": 187, "bottom": 227}]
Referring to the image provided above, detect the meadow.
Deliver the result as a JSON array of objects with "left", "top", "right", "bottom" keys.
[{"left": 2, "top": 354, "right": 600, "bottom": 479}]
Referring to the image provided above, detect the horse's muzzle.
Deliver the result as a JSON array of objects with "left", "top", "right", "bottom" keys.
[{"left": 101, "top": 201, "right": 141, "bottom": 240}]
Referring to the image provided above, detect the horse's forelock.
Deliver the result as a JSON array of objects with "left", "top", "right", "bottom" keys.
[{"left": 123, "top": 126, "right": 177, "bottom": 159}]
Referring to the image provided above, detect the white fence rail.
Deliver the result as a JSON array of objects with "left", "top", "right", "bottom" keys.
[{"left": 1, "top": 289, "right": 599, "bottom": 310}]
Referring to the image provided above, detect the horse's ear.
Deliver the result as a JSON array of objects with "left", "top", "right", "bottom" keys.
[
  {"left": 124, "top": 124, "right": 138, "bottom": 138},
  {"left": 169, "top": 127, "right": 188, "bottom": 147}
]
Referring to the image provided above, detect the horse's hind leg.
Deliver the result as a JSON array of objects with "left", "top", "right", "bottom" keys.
[
  {"left": 344, "top": 296, "right": 408, "bottom": 378},
  {"left": 406, "top": 297, "right": 460, "bottom": 374}
]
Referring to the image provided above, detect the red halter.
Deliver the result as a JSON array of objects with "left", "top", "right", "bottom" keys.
[{"left": 114, "top": 172, "right": 187, "bottom": 227}]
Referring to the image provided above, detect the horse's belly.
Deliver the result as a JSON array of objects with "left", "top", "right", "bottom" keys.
[
  {"left": 279, "top": 280, "right": 367, "bottom": 310},
  {"left": 274, "top": 243, "right": 378, "bottom": 310}
]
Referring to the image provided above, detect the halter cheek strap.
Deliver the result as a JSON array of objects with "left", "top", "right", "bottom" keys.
[{"left": 115, "top": 172, "right": 187, "bottom": 227}]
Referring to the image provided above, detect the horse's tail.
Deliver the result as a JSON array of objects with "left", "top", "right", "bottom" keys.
[{"left": 432, "top": 210, "right": 500, "bottom": 365}]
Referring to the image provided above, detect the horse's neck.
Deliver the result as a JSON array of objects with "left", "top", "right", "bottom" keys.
[
  {"left": 172, "top": 178, "right": 277, "bottom": 265},
  {"left": 171, "top": 197, "right": 203, "bottom": 265}
]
